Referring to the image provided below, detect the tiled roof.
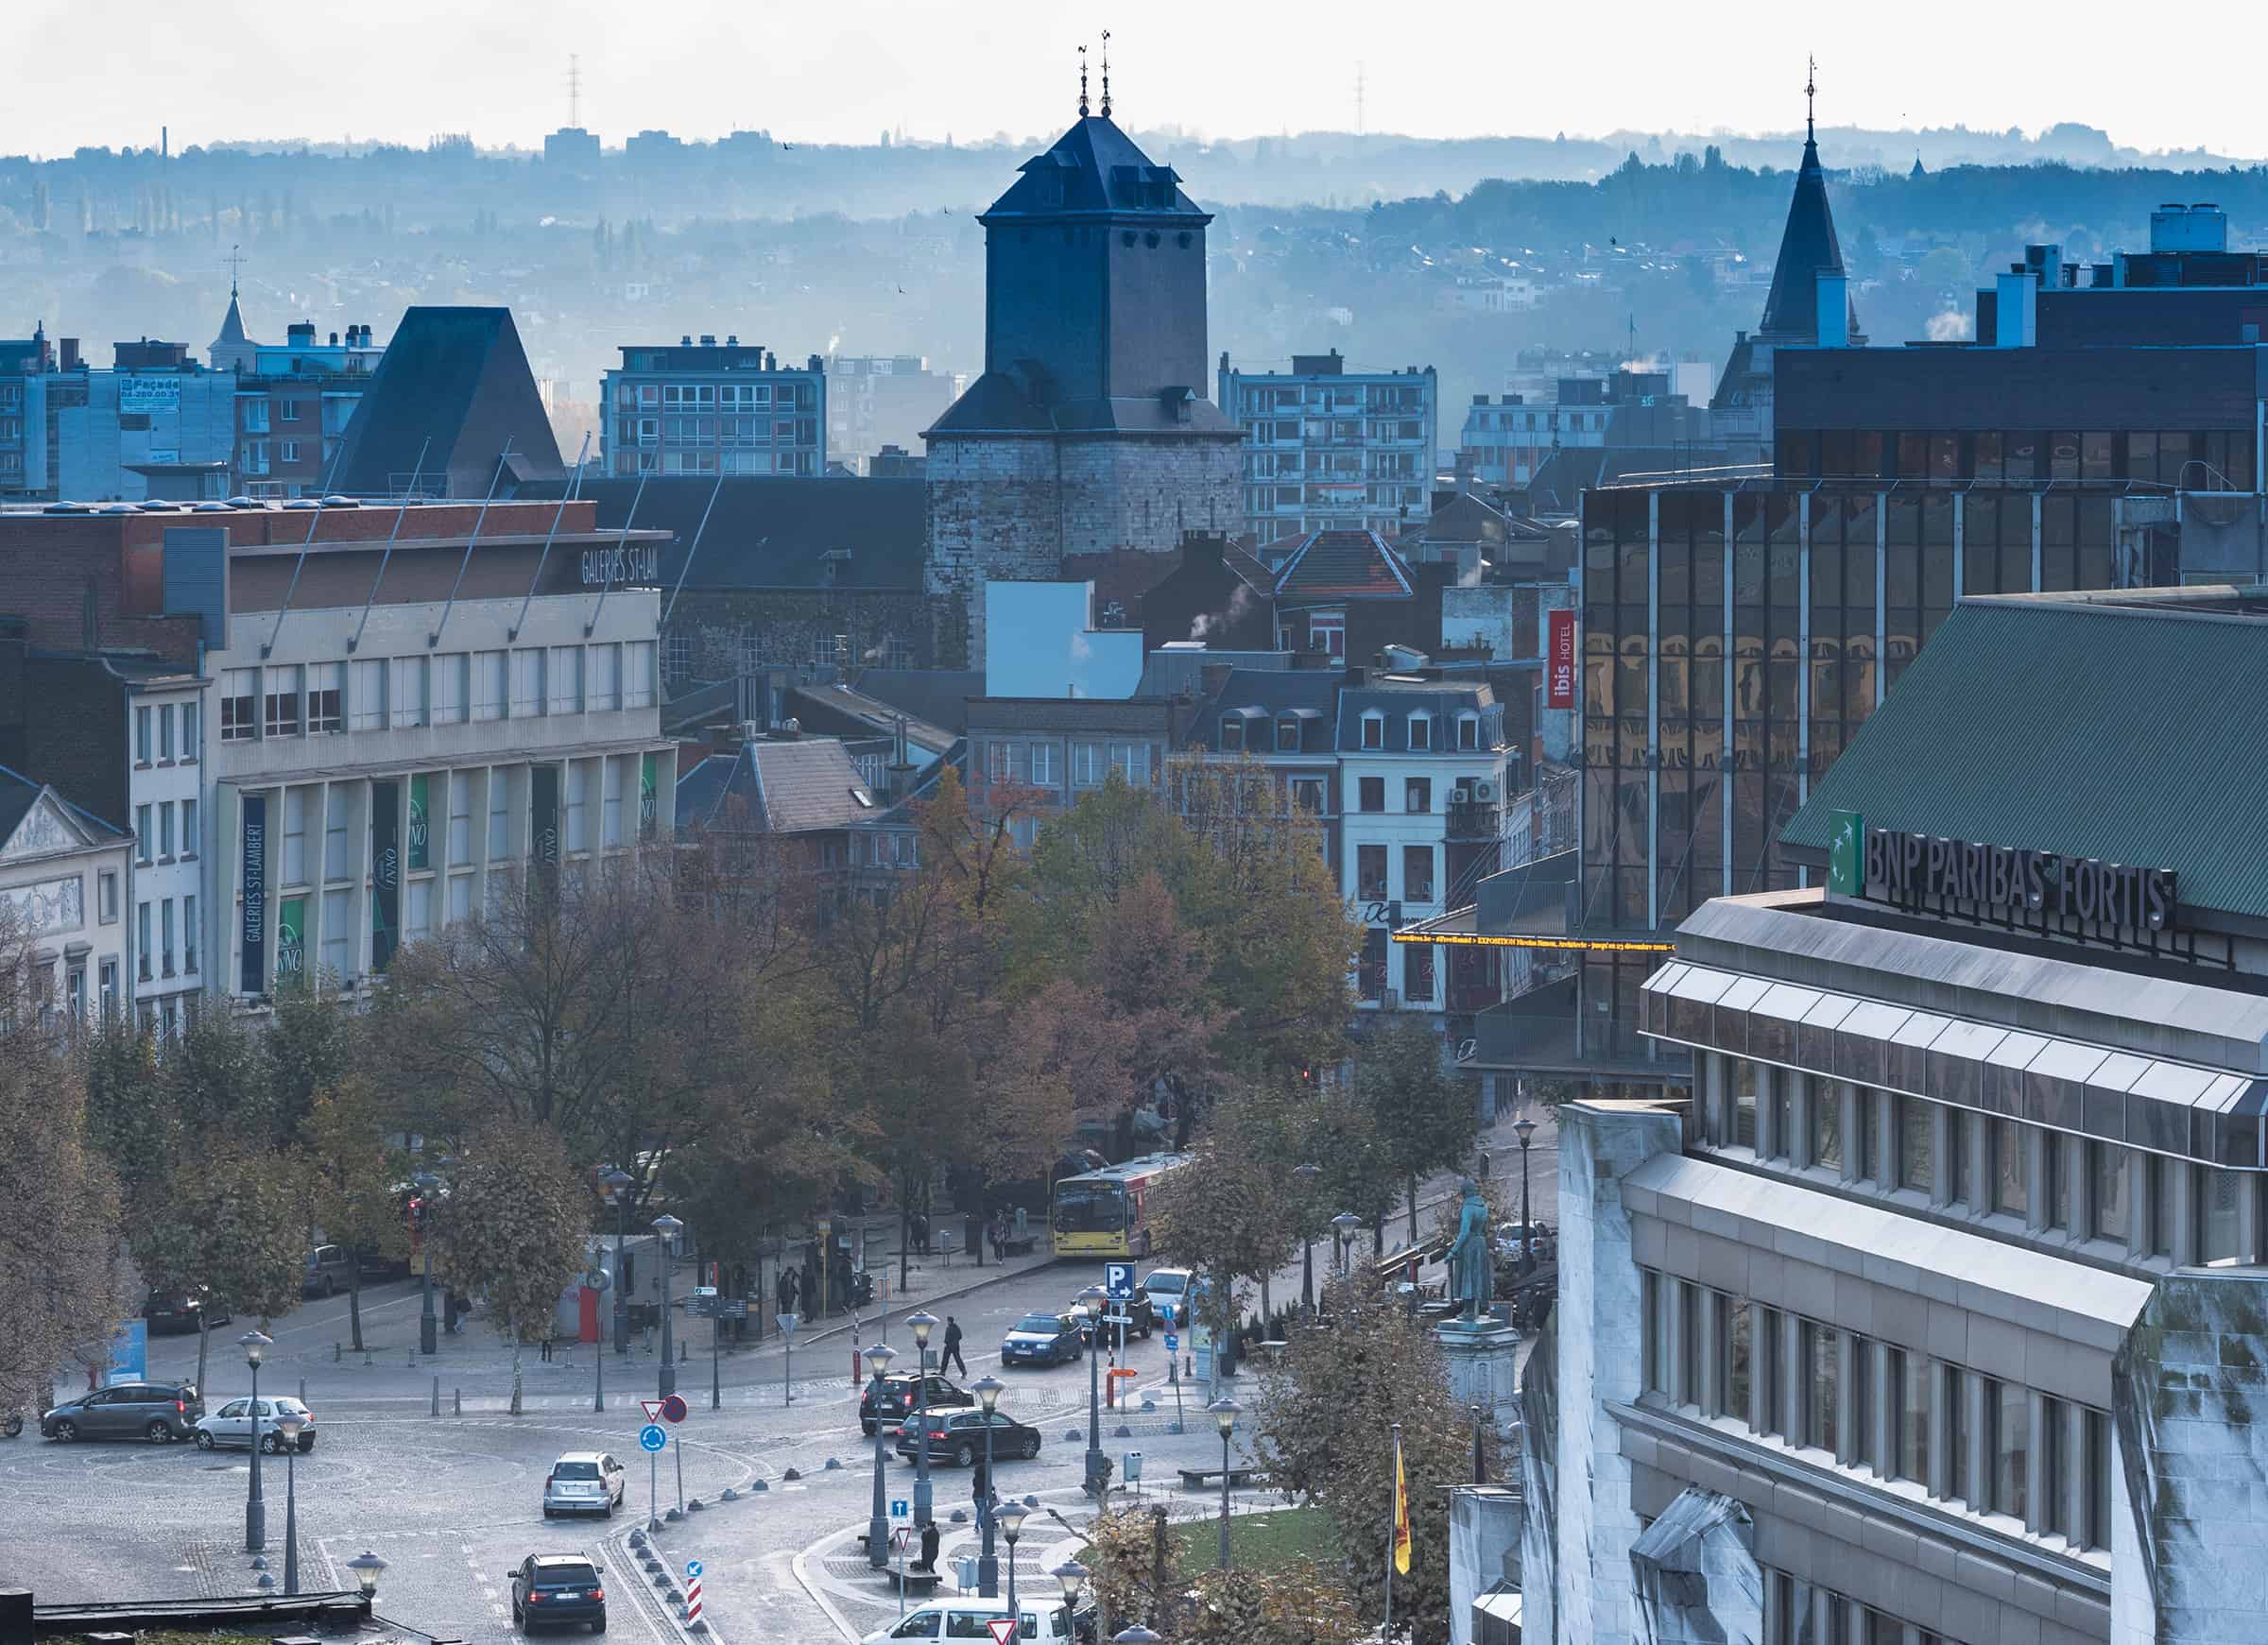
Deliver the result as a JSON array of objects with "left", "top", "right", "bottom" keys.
[
  {"left": 1757, "top": 136, "right": 1861, "bottom": 342},
  {"left": 1783, "top": 589, "right": 2268, "bottom": 921},
  {"left": 980, "top": 115, "right": 1206, "bottom": 221},
  {"left": 1271, "top": 529, "right": 1415, "bottom": 603},
  {"left": 677, "top": 738, "right": 880, "bottom": 835},
  {"left": 524, "top": 476, "right": 924, "bottom": 591},
  {"left": 1183, "top": 669, "right": 1340, "bottom": 755},
  {"left": 851, "top": 669, "right": 985, "bottom": 735}
]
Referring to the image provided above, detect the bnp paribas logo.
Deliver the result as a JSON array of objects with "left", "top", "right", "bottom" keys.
[{"left": 1828, "top": 810, "right": 1864, "bottom": 896}]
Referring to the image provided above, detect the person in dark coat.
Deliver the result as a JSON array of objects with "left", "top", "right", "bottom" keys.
[
  {"left": 941, "top": 1314, "right": 968, "bottom": 1377},
  {"left": 919, "top": 1518, "right": 940, "bottom": 1572}
]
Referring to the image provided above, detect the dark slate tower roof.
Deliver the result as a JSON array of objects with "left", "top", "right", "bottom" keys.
[
  {"left": 331, "top": 307, "right": 564, "bottom": 497},
  {"left": 214, "top": 291, "right": 249, "bottom": 348},
  {"left": 979, "top": 115, "right": 1208, "bottom": 222},
  {"left": 1757, "top": 132, "right": 1859, "bottom": 341}
]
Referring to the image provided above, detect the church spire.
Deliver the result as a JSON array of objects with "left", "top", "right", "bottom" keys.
[
  {"left": 1756, "top": 63, "right": 1859, "bottom": 344},
  {"left": 1078, "top": 45, "right": 1089, "bottom": 118},
  {"left": 1100, "top": 29, "right": 1111, "bottom": 119},
  {"left": 1805, "top": 55, "right": 1816, "bottom": 146}
]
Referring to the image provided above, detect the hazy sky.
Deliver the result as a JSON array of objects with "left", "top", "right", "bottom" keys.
[{"left": 12, "top": 0, "right": 2256, "bottom": 160}]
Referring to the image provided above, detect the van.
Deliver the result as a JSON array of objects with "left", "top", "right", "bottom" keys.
[{"left": 862, "top": 1599, "right": 1072, "bottom": 1641}]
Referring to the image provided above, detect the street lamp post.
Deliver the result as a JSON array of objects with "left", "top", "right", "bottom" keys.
[
  {"left": 1052, "top": 1561, "right": 1088, "bottom": 1638},
  {"left": 1211, "top": 1397, "right": 1240, "bottom": 1570},
  {"left": 1112, "top": 1631, "right": 1160, "bottom": 1645},
  {"left": 239, "top": 1330, "right": 271, "bottom": 1552},
  {"left": 1076, "top": 1284, "right": 1108, "bottom": 1496},
  {"left": 1515, "top": 1117, "right": 1538, "bottom": 1277},
  {"left": 907, "top": 1311, "right": 938, "bottom": 1530},
  {"left": 413, "top": 1171, "right": 440, "bottom": 1355},
  {"left": 653, "top": 1213, "right": 684, "bottom": 1398},
  {"left": 602, "top": 1168, "right": 633, "bottom": 1356},
  {"left": 1294, "top": 1163, "right": 1321, "bottom": 1317},
  {"left": 999, "top": 1501, "right": 1028, "bottom": 1622},
  {"left": 971, "top": 1375, "right": 1005, "bottom": 1596},
  {"left": 346, "top": 1551, "right": 387, "bottom": 1612},
  {"left": 1331, "top": 1210, "right": 1361, "bottom": 1278},
  {"left": 274, "top": 1409, "right": 306, "bottom": 1594},
  {"left": 865, "top": 1343, "right": 899, "bottom": 1570}
]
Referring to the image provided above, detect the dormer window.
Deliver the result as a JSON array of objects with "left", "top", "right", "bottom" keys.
[
  {"left": 1360, "top": 711, "right": 1383, "bottom": 750},
  {"left": 1457, "top": 712, "right": 1481, "bottom": 751},
  {"left": 1276, "top": 716, "right": 1300, "bottom": 753},
  {"left": 1408, "top": 713, "right": 1432, "bottom": 751},
  {"left": 1221, "top": 717, "right": 1244, "bottom": 752}
]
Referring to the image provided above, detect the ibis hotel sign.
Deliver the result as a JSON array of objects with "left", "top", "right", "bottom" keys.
[{"left": 1829, "top": 811, "right": 2177, "bottom": 933}]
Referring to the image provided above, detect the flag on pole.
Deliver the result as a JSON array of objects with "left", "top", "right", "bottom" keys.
[{"left": 1392, "top": 1424, "right": 1412, "bottom": 1574}]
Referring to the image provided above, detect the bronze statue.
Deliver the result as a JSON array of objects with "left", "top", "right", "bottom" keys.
[{"left": 1447, "top": 1179, "right": 1495, "bottom": 1324}]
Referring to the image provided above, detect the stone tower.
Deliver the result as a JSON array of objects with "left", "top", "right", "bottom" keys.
[{"left": 923, "top": 102, "right": 1242, "bottom": 662}]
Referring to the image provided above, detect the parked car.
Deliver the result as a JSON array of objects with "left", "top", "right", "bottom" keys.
[
  {"left": 860, "top": 1372, "right": 971, "bottom": 1437},
  {"left": 1074, "top": 1291, "right": 1156, "bottom": 1341},
  {"left": 508, "top": 1553, "right": 607, "bottom": 1633},
  {"left": 3, "top": 1411, "right": 22, "bottom": 1438},
  {"left": 41, "top": 1380, "right": 204, "bottom": 1443},
  {"left": 895, "top": 1408, "right": 1042, "bottom": 1468},
  {"left": 1495, "top": 1222, "right": 1555, "bottom": 1264},
  {"left": 542, "top": 1452, "right": 627, "bottom": 1517},
  {"left": 142, "top": 1288, "right": 232, "bottom": 1335},
  {"left": 303, "top": 1244, "right": 357, "bottom": 1298},
  {"left": 1001, "top": 1311, "right": 1085, "bottom": 1367},
  {"left": 193, "top": 1396, "right": 317, "bottom": 1453},
  {"left": 864, "top": 1598, "right": 1073, "bottom": 1642}
]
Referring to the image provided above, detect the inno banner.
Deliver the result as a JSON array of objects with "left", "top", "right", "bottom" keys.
[
  {"left": 370, "top": 779, "right": 401, "bottom": 972},
  {"left": 1546, "top": 608, "right": 1576, "bottom": 709},
  {"left": 240, "top": 796, "right": 267, "bottom": 995}
]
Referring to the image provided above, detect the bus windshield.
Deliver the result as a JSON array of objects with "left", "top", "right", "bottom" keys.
[{"left": 1054, "top": 1180, "right": 1127, "bottom": 1234}]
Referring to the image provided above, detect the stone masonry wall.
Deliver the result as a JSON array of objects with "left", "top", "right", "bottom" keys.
[
  {"left": 924, "top": 431, "right": 1242, "bottom": 664},
  {"left": 662, "top": 588, "right": 936, "bottom": 689}
]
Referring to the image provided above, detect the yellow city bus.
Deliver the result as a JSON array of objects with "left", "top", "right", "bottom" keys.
[{"left": 1050, "top": 1153, "right": 1192, "bottom": 1259}]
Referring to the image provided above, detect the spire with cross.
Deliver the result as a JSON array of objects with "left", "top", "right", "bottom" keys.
[
  {"left": 1100, "top": 30, "right": 1111, "bottom": 118},
  {"left": 1078, "top": 44, "right": 1089, "bottom": 117},
  {"left": 1806, "top": 56, "right": 1817, "bottom": 145},
  {"left": 224, "top": 242, "right": 245, "bottom": 298}
]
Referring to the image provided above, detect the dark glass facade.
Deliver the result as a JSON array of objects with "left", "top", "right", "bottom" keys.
[
  {"left": 1775, "top": 426, "right": 2257, "bottom": 490},
  {"left": 1577, "top": 481, "right": 2152, "bottom": 1055}
]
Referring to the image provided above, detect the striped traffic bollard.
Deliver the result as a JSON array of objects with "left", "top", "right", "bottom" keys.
[{"left": 684, "top": 1561, "right": 706, "bottom": 1632}]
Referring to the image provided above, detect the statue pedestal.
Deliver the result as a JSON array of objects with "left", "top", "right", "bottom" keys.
[{"left": 1435, "top": 1315, "right": 1522, "bottom": 1415}]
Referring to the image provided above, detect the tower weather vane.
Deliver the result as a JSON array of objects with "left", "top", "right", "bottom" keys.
[
  {"left": 1806, "top": 55, "right": 1817, "bottom": 143},
  {"left": 1079, "top": 44, "right": 1089, "bottom": 118},
  {"left": 1100, "top": 30, "right": 1111, "bottom": 118}
]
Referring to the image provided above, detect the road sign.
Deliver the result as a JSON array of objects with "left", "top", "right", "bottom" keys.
[
  {"left": 641, "top": 1398, "right": 666, "bottom": 1421},
  {"left": 890, "top": 1498, "right": 911, "bottom": 1521},
  {"left": 1104, "top": 1261, "right": 1136, "bottom": 1300},
  {"left": 685, "top": 1559, "right": 704, "bottom": 1579},
  {"left": 639, "top": 1423, "right": 667, "bottom": 1453},
  {"left": 685, "top": 1294, "right": 716, "bottom": 1318},
  {"left": 988, "top": 1617, "right": 1020, "bottom": 1645},
  {"left": 720, "top": 1299, "right": 749, "bottom": 1319},
  {"left": 890, "top": 1527, "right": 914, "bottom": 1553},
  {"left": 661, "top": 1394, "right": 689, "bottom": 1424},
  {"left": 1163, "top": 1333, "right": 1178, "bottom": 1353}
]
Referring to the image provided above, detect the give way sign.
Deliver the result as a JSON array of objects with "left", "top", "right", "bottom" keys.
[{"left": 987, "top": 1619, "right": 1020, "bottom": 1645}]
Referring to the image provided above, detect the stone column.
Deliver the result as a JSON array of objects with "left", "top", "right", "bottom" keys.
[{"left": 1551, "top": 1099, "right": 1684, "bottom": 1645}]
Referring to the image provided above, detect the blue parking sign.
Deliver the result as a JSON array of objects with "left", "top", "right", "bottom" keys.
[
  {"left": 1105, "top": 1262, "right": 1135, "bottom": 1300},
  {"left": 639, "top": 1423, "right": 667, "bottom": 1452},
  {"left": 1163, "top": 1333, "right": 1178, "bottom": 1352}
]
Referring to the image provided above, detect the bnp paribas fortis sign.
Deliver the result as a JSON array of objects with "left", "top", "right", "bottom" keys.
[{"left": 1827, "top": 810, "right": 2177, "bottom": 935}]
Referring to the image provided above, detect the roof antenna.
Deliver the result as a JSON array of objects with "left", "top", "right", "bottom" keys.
[
  {"left": 1805, "top": 55, "right": 1817, "bottom": 146},
  {"left": 1100, "top": 30, "right": 1111, "bottom": 119},
  {"left": 1078, "top": 44, "right": 1089, "bottom": 118}
]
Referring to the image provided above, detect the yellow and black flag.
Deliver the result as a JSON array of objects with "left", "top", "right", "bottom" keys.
[{"left": 1393, "top": 1423, "right": 1412, "bottom": 1574}]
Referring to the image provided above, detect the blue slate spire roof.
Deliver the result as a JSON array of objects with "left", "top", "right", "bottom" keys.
[
  {"left": 1757, "top": 133, "right": 1859, "bottom": 341},
  {"left": 979, "top": 115, "right": 1208, "bottom": 222},
  {"left": 214, "top": 291, "right": 249, "bottom": 348}
]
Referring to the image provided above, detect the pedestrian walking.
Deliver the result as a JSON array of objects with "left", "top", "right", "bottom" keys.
[
  {"left": 540, "top": 1336, "right": 554, "bottom": 1362},
  {"left": 776, "top": 1268, "right": 798, "bottom": 1319},
  {"left": 912, "top": 1210, "right": 930, "bottom": 1256},
  {"left": 971, "top": 1454, "right": 989, "bottom": 1507},
  {"left": 919, "top": 1518, "right": 940, "bottom": 1573},
  {"left": 941, "top": 1314, "right": 968, "bottom": 1377}
]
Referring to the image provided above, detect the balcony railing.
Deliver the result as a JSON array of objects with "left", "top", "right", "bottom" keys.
[
  {"left": 1462, "top": 1003, "right": 1692, "bottom": 1084},
  {"left": 1446, "top": 801, "right": 1502, "bottom": 841}
]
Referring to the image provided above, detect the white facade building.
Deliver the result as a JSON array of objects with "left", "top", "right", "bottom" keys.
[
  {"left": 0, "top": 767, "right": 131, "bottom": 1030},
  {"left": 125, "top": 669, "right": 209, "bottom": 1037},
  {"left": 1337, "top": 675, "right": 1510, "bottom": 1017},
  {"left": 1218, "top": 350, "right": 1438, "bottom": 549}
]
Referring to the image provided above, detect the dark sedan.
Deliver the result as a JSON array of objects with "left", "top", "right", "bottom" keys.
[
  {"left": 142, "top": 1288, "right": 232, "bottom": 1335},
  {"left": 860, "top": 1372, "right": 973, "bottom": 1436},
  {"left": 895, "top": 1408, "right": 1042, "bottom": 1468},
  {"left": 1001, "top": 1311, "right": 1085, "bottom": 1367},
  {"left": 1074, "top": 1293, "right": 1156, "bottom": 1342},
  {"left": 509, "top": 1554, "right": 606, "bottom": 1633}
]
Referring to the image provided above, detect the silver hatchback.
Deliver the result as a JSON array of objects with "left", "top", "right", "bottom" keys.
[{"left": 542, "top": 1451, "right": 626, "bottom": 1517}]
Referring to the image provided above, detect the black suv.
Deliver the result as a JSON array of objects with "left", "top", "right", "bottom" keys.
[
  {"left": 42, "top": 1381, "right": 205, "bottom": 1444},
  {"left": 1074, "top": 1293, "right": 1157, "bottom": 1342},
  {"left": 509, "top": 1553, "right": 606, "bottom": 1634},
  {"left": 860, "top": 1372, "right": 972, "bottom": 1436}
]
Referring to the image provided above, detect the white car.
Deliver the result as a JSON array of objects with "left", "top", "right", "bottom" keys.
[
  {"left": 865, "top": 1599, "right": 1072, "bottom": 1642},
  {"left": 194, "top": 1396, "right": 317, "bottom": 1453},
  {"left": 542, "top": 1450, "right": 627, "bottom": 1517},
  {"left": 1141, "top": 1266, "right": 1194, "bottom": 1318}
]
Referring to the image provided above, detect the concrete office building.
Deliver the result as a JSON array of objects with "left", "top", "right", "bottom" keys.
[
  {"left": 1216, "top": 349, "right": 1437, "bottom": 548},
  {"left": 1456, "top": 372, "right": 1709, "bottom": 491},
  {"left": 0, "top": 325, "right": 53, "bottom": 499},
  {"left": 601, "top": 336, "right": 826, "bottom": 478},
  {"left": 20, "top": 339, "right": 236, "bottom": 503},
  {"left": 119, "top": 663, "right": 210, "bottom": 1035},
  {"left": 1527, "top": 585, "right": 2268, "bottom": 1645},
  {"left": 229, "top": 317, "right": 385, "bottom": 498},
  {"left": 823, "top": 354, "right": 957, "bottom": 474}
]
